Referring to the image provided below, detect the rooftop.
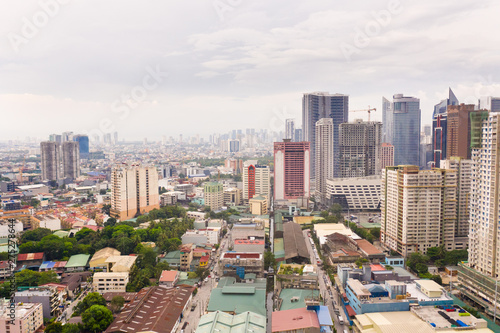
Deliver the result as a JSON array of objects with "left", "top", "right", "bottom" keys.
[
  {"left": 222, "top": 252, "right": 261, "bottom": 259},
  {"left": 17, "top": 252, "right": 44, "bottom": 261},
  {"left": 197, "top": 311, "right": 266, "bottom": 333},
  {"left": 159, "top": 270, "right": 179, "bottom": 282},
  {"left": 272, "top": 307, "right": 320, "bottom": 332},
  {"left": 278, "top": 289, "right": 320, "bottom": 311},
  {"left": 65, "top": 254, "right": 91, "bottom": 268}
]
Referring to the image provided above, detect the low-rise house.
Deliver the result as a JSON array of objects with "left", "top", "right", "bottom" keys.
[
  {"left": 159, "top": 270, "right": 179, "bottom": 288},
  {"left": 65, "top": 254, "right": 91, "bottom": 272},
  {"left": 16, "top": 252, "right": 45, "bottom": 271},
  {"left": 60, "top": 272, "right": 92, "bottom": 299}
]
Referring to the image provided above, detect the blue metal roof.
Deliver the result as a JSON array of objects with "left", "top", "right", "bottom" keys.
[
  {"left": 40, "top": 261, "right": 56, "bottom": 269},
  {"left": 316, "top": 306, "right": 333, "bottom": 326}
]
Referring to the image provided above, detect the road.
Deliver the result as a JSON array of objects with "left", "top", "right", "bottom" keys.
[
  {"left": 302, "top": 230, "right": 348, "bottom": 333},
  {"left": 59, "top": 285, "right": 91, "bottom": 323}
]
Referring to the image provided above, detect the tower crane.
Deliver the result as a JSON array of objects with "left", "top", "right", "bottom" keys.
[{"left": 349, "top": 106, "right": 377, "bottom": 122}]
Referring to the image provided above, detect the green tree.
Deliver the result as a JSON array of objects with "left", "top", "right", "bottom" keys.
[
  {"left": 430, "top": 274, "right": 442, "bottom": 285},
  {"left": 104, "top": 217, "right": 117, "bottom": 227},
  {"left": 82, "top": 305, "right": 113, "bottom": 333},
  {"left": 320, "top": 211, "right": 329, "bottom": 219},
  {"left": 21, "top": 228, "right": 52, "bottom": 242},
  {"left": 415, "top": 263, "right": 429, "bottom": 274},
  {"left": 329, "top": 203, "right": 343, "bottom": 219},
  {"left": 110, "top": 295, "right": 125, "bottom": 313},
  {"left": 61, "top": 324, "right": 80, "bottom": 333},
  {"left": 264, "top": 251, "right": 276, "bottom": 271},
  {"left": 99, "top": 189, "right": 107, "bottom": 195},
  {"left": 15, "top": 270, "right": 59, "bottom": 287},
  {"left": 74, "top": 292, "right": 106, "bottom": 316},
  {"left": 44, "top": 322, "right": 63, "bottom": 333},
  {"left": 101, "top": 204, "right": 111, "bottom": 215},
  {"left": 355, "top": 258, "right": 369, "bottom": 267},
  {"left": 30, "top": 198, "right": 40, "bottom": 208}
]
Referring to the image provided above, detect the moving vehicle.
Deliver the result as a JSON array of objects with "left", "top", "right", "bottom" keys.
[
  {"left": 338, "top": 315, "right": 344, "bottom": 325},
  {"left": 191, "top": 304, "right": 197, "bottom": 311}
]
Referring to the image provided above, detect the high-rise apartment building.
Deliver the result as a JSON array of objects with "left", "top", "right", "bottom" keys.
[
  {"left": 315, "top": 118, "right": 334, "bottom": 204},
  {"left": 204, "top": 182, "right": 224, "bottom": 211},
  {"left": 382, "top": 94, "right": 421, "bottom": 166},
  {"left": 274, "top": 140, "right": 310, "bottom": 201},
  {"left": 242, "top": 160, "right": 270, "bottom": 203},
  {"left": 302, "top": 92, "right": 348, "bottom": 178},
  {"left": 339, "top": 119, "right": 382, "bottom": 178},
  {"left": 458, "top": 111, "right": 500, "bottom": 320},
  {"left": 228, "top": 140, "right": 240, "bottom": 152},
  {"left": 49, "top": 134, "right": 62, "bottom": 143},
  {"left": 294, "top": 128, "right": 303, "bottom": 142},
  {"left": 41, "top": 141, "right": 60, "bottom": 181},
  {"left": 432, "top": 88, "right": 459, "bottom": 167},
  {"left": 62, "top": 131, "right": 73, "bottom": 142},
  {"left": 111, "top": 165, "right": 160, "bottom": 221},
  {"left": 285, "top": 119, "right": 295, "bottom": 140},
  {"left": 381, "top": 165, "right": 460, "bottom": 257},
  {"left": 446, "top": 104, "right": 476, "bottom": 159},
  {"left": 380, "top": 143, "right": 394, "bottom": 170},
  {"left": 61, "top": 141, "right": 80, "bottom": 180},
  {"left": 441, "top": 157, "right": 472, "bottom": 243}
]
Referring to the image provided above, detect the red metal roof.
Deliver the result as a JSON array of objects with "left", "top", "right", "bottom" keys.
[
  {"left": 370, "top": 264, "right": 386, "bottom": 271},
  {"left": 17, "top": 252, "right": 44, "bottom": 261},
  {"left": 345, "top": 305, "right": 357, "bottom": 317},
  {"left": 222, "top": 252, "right": 260, "bottom": 259},
  {"left": 272, "top": 307, "right": 319, "bottom": 332}
]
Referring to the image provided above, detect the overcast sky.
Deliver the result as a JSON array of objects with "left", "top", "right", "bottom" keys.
[{"left": 1, "top": 0, "right": 500, "bottom": 141}]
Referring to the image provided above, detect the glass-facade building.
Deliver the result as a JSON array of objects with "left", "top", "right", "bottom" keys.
[
  {"left": 73, "top": 135, "right": 89, "bottom": 159},
  {"left": 431, "top": 88, "right": 458, "bottom": 168}
]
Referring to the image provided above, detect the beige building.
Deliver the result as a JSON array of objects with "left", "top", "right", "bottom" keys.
[
  {"left": 381, "top": 165, "right": 461, "bottom": 257},
  {"left": 0, "top": 302, "right": 43, "bottom": 333},
  {"left": 180, "top": 244, "right": 194, "bottom": 271},
  {"left": 314, "top": 118, "right": 334, "bottom": 204},
  {"left": 224, "top": 187, "right": 242, "bottom": 206},
  {"left": 93, "top": 272, "right": 129, "bottom": 293},
  {"left": 105, "top": 255, "right": 137, "bottom": 273},
  {"left": 110, "top": 165, "right": 160, "bottom": 221},
  {"left": 242, "top": 161, "right": 270, "bottom": 203},
  {"left": 249, "top": 195, "right": 268, "bottom": 215},
  {"left": 89, "top": 247, "right": 121, "bottom": 269},
  {"left": 204, "top": 182, "right": 224, "bottom": 211}
]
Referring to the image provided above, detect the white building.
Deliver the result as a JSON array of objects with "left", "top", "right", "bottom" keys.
[
  {"left": 381, "top": 165, "right": 461, "bottom": 257},
  {"left": 242, "top": 160, "right": 270, "bottom": 203},
  {"left": 0, "top": 219, "right": 23, "bottom": 238},
  {"left": 35, "top": 215, "right": 61, "bottom": 231},
  {"left": 315, "top": 118, "right": 334, "bottom": 205},
  {"left": 0, "top": 302, "right": 43, "bottom": 333},
  {"left": 326, "top": 175, "right": 381, "bottom": 210},
  {"left": 181, "top": 229, "right": 219, "bottom": 246},
  {"left": 93, "top": 272, "right": 129, "bottom": 293}
]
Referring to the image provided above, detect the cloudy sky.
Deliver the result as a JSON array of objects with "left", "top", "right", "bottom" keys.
[{"left": 1, "top": 0, "right": 500, "bottom": 141}]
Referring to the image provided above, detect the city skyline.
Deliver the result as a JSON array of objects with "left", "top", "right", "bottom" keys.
[{"left": 2, "top": 1, "right": 500, "bottom": 140}]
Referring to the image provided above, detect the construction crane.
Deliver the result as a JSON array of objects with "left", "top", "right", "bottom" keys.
[{"left": 349, "top": 106, "right": 377, "bottom": 122}]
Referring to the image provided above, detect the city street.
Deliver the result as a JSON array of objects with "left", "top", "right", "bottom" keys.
[{"left": 302, "top": 230, "right": 347, "bottom": 333}]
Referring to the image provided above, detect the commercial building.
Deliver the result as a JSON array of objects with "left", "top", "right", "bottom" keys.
[
  {"left": 339, "top": 119, "right": 382, "bottom": 178},
  {"left": 274, "top": 140, "right": 310, "bottom": 201},
  {"left": 303, "top": 92, "right": 349, "bottom": 178},
  {"left": 207, "top": 277, "right": 266, "bottom": 315},
  {"left": 110, "top": 165, "right": 160, "bottom": 221},
  {"left": 14, "top": 286, "right": 65, "bottom": 318},
  {"left": 283, "top": 222, "right": 309, "bottom": 264},
  {"left": 314, "top": 118, "right": 334, "bottom": 204},
  {"left": 93, "top": 272, "right": 129, "bottom": 293},
  {"left": 272, "top": 307, "right": 320, "bottom": 333},
  {"left": 459, "top": 111, "right": 500, "bottom": 320},
  {"left": 224, "top": 187, "right": 242, "bottom": 206},
  {"left": 381, "top": 165, "right": 462, "bottom": 257},
  {"left": 160, "top": 192, "right": 178, "bottom": 206},
  {"left": 479, "top": 96, "right": 500, "bottom": 112},
  {"left": 197, "top": 311, "right": 266, "bottom": 333},
  {"left": 233, "top": 239, "right": 265, "bottom": 253},
  {"left": 204, "top": 182, "right": 224, "bottom": 211},
  {"left": 285, "top": 118, "right": 295, "bottom": 140},
  {"left": 40, "top": 141, "right": 60, "bottom": 181},
  {"left": 0, "top": 302, "right": 43, "bottom": 333},
  {"left": 61, "top": 141, "right": 80, "bottom": 180},
  {"left": 326, "top": 175, "right": 381, "bottom": 210},
  {"left": 380, "top": 143, "right": 394, "bottom": 170},
  {"left": 73, "top": 134, "right": 89, "bottom": 159},
  {"left": 104, "top": 285, "right": 194, "bottom": 333},
  {"left": 182, "top": 229, "right": 219, "bottom": 245},
  {"left": 276, "top": 264, "right": 318, "bottom": 290},
  {"left": 431, "top": 88, "right": 459, "bottom": 168},
  {"left": 382, "top": 94, "right": 421, "bottom": 166},
  {"left": 179, "top": 244, "right": 193, "bottom": 271},
  {"left": 242, "top": 161, "right": 270, "bottom": 202},
  {"left": 446, "top": 104, "right": 476, "bottom": 159},
  {"left": 249, "top": 195, "right": 267, "bottom": 215},
  {"left": 219, "top": 252, "right": 264, "bottom": 276}
]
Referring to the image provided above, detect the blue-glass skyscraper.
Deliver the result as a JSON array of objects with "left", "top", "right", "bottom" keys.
[
  {"left": 302, "top": 92, "right": 349, "bottom": 178},
  {"left": 382, "top": 94, "right": 421, "bottom": 166},
  {"left": 431, "top": 88, "right": 458, "bottom": 168},
  {"left": 73, "top": 135, "right": 89, "bottom": 159}
]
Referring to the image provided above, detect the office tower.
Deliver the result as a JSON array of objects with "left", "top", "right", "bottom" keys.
[
  {"left": 478, "top": 96, "right": 500, "bottom": 112},
  {"left": 203, "top": 182, "right": 224, "bottom": 211},
  {"left": 104, "top": 133, "right": 112, "bottom": 144},
  {"left": 302, "top": 92, "right": 349, "bottom": 178},
  {"left": 315, "top": 118, "right": 334, "bottom": 204},
  {"left": 294, "top": 128, "right": 303, "bottom": 142},
  {"left": 420, "top": 130, "right": 433, "bottom": 169},
  {"left": 61, "top": 141, "right": 80, "bottom": 180},
  {"left": 41, "top": 141, "right": 60, "bottom": 181},
  {"left": 111, "top": 165, "right": 160, "bottom": 221},
  {"left": 458, "top": 111, "right": 500, "bottom": 319},
  {"left": 274, "top": 140, "right": 310, "bottom": 201},
  {"left": 228, "top": 140, "right": 240, "bottom": 152},
  {"left": 49, "top": 134, "right": 62, "bottom": 143},
  {"left": 62, "top": 131, "right": 73, "bottom": 142},
  {"left": 382, "top": 94, "right": 421, "bottom": 166},
  {"left": 73, "top": 135, "right": 89, "bottom": 159},
  {"left": 113, "top": 132, "right": 118, "bottom": 145},
  {"left": 380, "top": 143, "right": 394, "bottom": 170},
  {"left": 242, "top": 161, "right": 270, "bottom": 202},
  {"left": 441, "top": 157, "right": 472, "bottom": 245},
  {"left": 339, "top": 119, "right": 382, "bottom": 178},
  {"left": 432, "top": 88, "right": 459, "bottom": 167},
  {"left": 446, "top": 104, "right": 477, "bottom": 159},
  {"left": 381, "top": 165, "right": 459, "bottom": 256},
  {"left": 285, "top": 119, "right": 295, "bottom": 140},
  {"left": 423, "top": 124, "right": 431, "bottom": 136}
]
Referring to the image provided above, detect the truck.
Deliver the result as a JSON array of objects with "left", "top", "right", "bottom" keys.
[{"left": 338, "top": 315, "right": 344, "bottom": 325}]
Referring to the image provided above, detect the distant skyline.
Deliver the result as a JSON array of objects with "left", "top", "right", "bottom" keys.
[{"left": 1, "top": 0, "right": 500, "bottom": 141}]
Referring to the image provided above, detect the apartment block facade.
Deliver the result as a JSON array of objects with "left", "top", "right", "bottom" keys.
[
  {"left": 242, "top": 161, "right": 270, "bottom": 203},
  {"left": 315, "top": 118, "right": 334, "bottom": 204},
  {"left": 274, "top": 140, "right": 310, "bottom": 201},
  {"left": 204, "top": 182, "right": 224, "bottom": 211}
]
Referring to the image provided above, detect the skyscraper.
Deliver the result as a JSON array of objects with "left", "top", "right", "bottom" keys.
[
  {"left": 228, "top": 140, "right": 240, "bottom": 152},
  {"left": 380, "top": 143, "right": 394, "bottom": 170},
  {"left": 73, "top": 135, "right": 89, "bottom": 159},
  {"left": 382, "top": 94, "right": 421, "bottom": 166},
  {"left": 49, "top": 134, "right": 62, "bottom": 143},
  {"left": 204, "top": 182, "right": 224, "bottom": 211},
  {"left": 274, "top": 140, "right": 310, "bottom": 201},
  {"left": 458, "top": 111, "right": 500, "bottom": 320},
  {"left": 111, "top": 165, "right": 160, "bottom": 221},
  {"left": 339, "top": 119, "right": 382, "bottom": 178},
  {"left": 381, "top": 165, "right": 459, "bottom": 257},
  {"left": 61, "top": 141, "right": 80, "bottom": 180},
  {"left": 41, "top": 141, "right": 60, "bottom": 181},
  {"left": 285, "top": 119, "right": 295, "bottom": 140},
  {"left": 446, "top": 104, "right": 476, "bottom": 159},
  {"left": 302, "top": 92, "right": 348, "bottom": 178},
  {"left": 242, "top": 161, "right": 270, "bottom": 203},
  {"left": 432, "top": 88, "right": 459, "bottom": 167},
  {"left": 315, "top": 118, "right": 334, "bottom": 204},
  {"left": 478, "top": 96, "right": 500, "bottom": 112},
  {"left": 294, "top": 128, "right": 303, "bottom": 142}
]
